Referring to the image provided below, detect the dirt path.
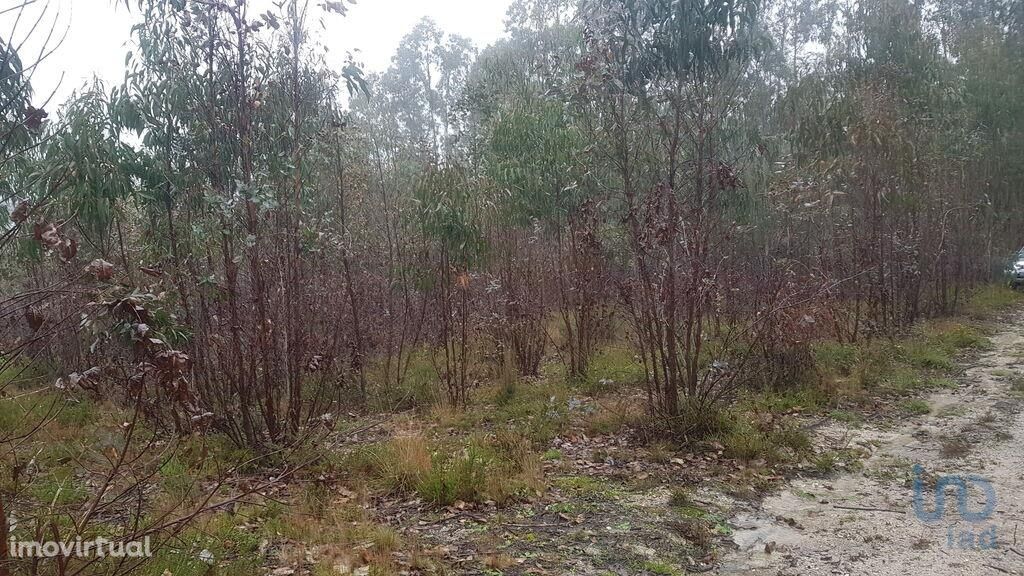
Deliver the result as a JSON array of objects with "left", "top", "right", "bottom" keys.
[{"left": 720, "top": 312, "right": 1024, "bottom": 576}]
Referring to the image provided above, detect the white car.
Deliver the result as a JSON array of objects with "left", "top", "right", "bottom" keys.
[{"left": 1010, "top": 249, "right": 1024, "bottom": 288}]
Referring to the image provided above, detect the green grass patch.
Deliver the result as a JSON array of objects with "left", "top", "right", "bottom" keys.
[
  {"left": 901, "top": 399, "right": 930, "bottom": 415},
  {"left": 964, "top": 284, "right": 1024, "bottom": 316},
  {"left": 828, "top": 409, "right": 863, "bottom": 426},
  {"left": 578, "top": 345, "right": 645, "bottom": 393},
  {"left": 719, "top": 417, "right": 811, "bottom": 464},
  {"left": 813, "top": 342, "right": 859, "bottom": 377}
]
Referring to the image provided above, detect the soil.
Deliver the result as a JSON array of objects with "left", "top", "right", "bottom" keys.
[
  {"left": 718, "top": 313, "right": 1024, "bottom": 576},
  {"left": 307, "top": 315, "right": 1024, "bottom": 576}
]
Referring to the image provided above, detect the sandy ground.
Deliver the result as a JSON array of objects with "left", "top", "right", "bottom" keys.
[{"left": 719, "top": 312, "right": 1024, "bottom": 576}]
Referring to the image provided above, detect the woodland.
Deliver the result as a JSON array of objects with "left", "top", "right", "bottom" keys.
[{"left": 0, "top": 0, "right": 1023, "bottom": 574}]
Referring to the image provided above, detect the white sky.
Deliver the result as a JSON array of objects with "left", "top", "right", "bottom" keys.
[{"left": 6, "top": 0, "right": 513, "bottom": 109}]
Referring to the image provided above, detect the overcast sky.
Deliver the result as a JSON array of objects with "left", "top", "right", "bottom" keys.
[{"left": 7, "top": 0, "right": 514, "bottom": 110}]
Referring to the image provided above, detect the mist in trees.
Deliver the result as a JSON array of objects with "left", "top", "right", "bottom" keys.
[
  {"left": 0, "top": 0, "right": 1022, "bottom": 570},
  {"left": 4, "top": 0, "right": 1023, "bottom": 438}
]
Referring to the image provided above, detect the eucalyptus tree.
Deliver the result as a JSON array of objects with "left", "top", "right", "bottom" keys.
[
  {"left": 465, "top": 4, "right": 613, "bottom": 379},
  {"left": 576, "top": 0, "right": 773, "bottom": 422},
  {"left": 122, "top": 0, "right": 367, "bottom": 445},
  {"left": 385, "top": 18, "right": 476, "bottom": 161}
]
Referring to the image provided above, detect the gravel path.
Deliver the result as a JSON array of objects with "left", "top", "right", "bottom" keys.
[{"left": 720, "top": 312, "right": 1024, "bottom": 576}]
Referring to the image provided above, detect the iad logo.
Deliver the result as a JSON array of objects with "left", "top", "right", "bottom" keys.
[{"left": 912, "top": 464, "right": 998, "bottom": 549}]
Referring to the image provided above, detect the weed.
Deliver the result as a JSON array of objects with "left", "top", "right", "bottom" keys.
[
  {"left": 964, "top": 285, "right": 1024, "bottom": 316},
  {"left": 370, "top": 525, "right": 402, "bottom": 557},
  {"left": 740, "top": 387, "right": 827, "bottom": 414},
  {"left": 829, "top": 410, "right": 863, "bottom": 426},
  {"left": 928, "top": 377, "right": 958, "bottom": 390},
  {"left": 771, "top": 423, "right": 813, "bottom": 454},
  {"left": 814, "top": 342, "right": 859, "bottom": 376},
  {"left": 375, "top": 435, "right": 433, "bottom": 493},
  {"left": 935, "top": 404, "right": 967, "bottom": 418},
  {"left": 720, "top": 421, "right": 771, "bottom": 462},
  {"left": 159, "top": 456, "right": 195, "bottom": 501},
  {"left": 642, "top": 561, "right": 684, "bottom": 576},
  {"left": 553, "top": 475, "right": 613, "bottom": 499},
  {"left": 810, "top": 448, "right": 864, "bottom": 474},
  {"left": 584, "top": 401, "right": 638, "bottom": 436},
  {"left": 901, "top": 399, "right": 930, "bottom": 415},
  {"left": 647, "top": 441, "right": 674, "bottom": 464},
  {"left": 418, "top": 446, "right": 489, "bottom": 506},
  {"left": 579, "top": 346, "right": 645, "bottom": 394},
  {"left": 939, "top": 437, "right": 971, "bottom": 459},
  {"left": 668, "top": 487, "right": 694, "bottom": 508},
  {"left": 977, "top": 411, "right": 997, "bottom": 425},
  {"left": 903, "top": 340, "right": 953, "bottom": 371},
  {"left": 300, "top": 481, "right": 333, "bottom": 518},
  {"left": 541, "top": 449, "right": 563, "bottom": 461}
]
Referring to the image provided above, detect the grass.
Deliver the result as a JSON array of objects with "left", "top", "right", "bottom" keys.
[
  {"left": 813, "top": 341, "right": 860, "bottom": 377},
  {"left": 553, "top": 475, "right": 614, "bottom": 499},
  {"left": 578, "top": 345, "right": 645, "bottom": 394},
  {"left": 829, "top": 409, "right": 864, "bottom": 426},
  {"left": 159, "top": 456, "right": 196, "bottom": 501},
  {"left": 584, "top": 399, "right": 641, "bottom": 436},
  {"left": 359, "top": 432, "right": 545, "bottom": 507},
  {"left": 718, "top": 416, "right": 811, "bottom": 464},
  {"left": 964, "top": 284, "right": 1024, "bottom": 317},
  {"left": 642, "top": 560, "right": 685, "bottom": 575},
  {"left": 901, "top": 399, "right": 931, "bottom": 415},
  {"left": 2, "top": 283, "right": 1016, "bottom": 576},
  {"left": 810, "top": 448, "right": 865, "bottom": 475}
]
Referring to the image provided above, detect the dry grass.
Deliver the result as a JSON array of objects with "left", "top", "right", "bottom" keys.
[
  {"left": 376, "top": 434, "right": 433, "bottom": 493},
  {"left": 939, "top": 437, "right": 971, "bottom": 459}
]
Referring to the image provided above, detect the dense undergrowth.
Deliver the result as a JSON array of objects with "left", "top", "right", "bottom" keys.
[{"left": 2, "top": 285, "right": 1018, "bottom": 575}]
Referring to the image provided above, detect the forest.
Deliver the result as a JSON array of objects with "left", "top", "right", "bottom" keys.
[{"left": 1, "top": 0, "right": 1023, "bottom": 574}]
